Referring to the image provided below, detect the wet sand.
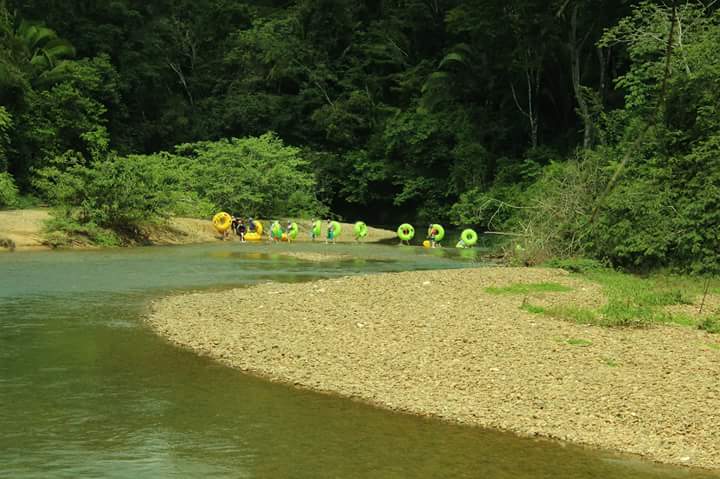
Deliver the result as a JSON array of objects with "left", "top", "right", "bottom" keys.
[{"left": 147, "top": 267, "right": 720, "bottom": 471}]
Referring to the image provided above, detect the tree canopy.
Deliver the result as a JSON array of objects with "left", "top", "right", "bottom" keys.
[{"left": 1, "top": 0, "right": 720, "bottom": 271}]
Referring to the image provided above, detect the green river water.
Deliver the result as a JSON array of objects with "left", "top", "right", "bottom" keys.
[{"left": 1, "top": 243, "right": 717, "bottom": 478}]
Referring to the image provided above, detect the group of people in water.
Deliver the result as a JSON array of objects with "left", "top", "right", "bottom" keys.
[
  {"left": 225, "top": 216, "right": 255, "bottom": 241},
  {"left": 219, "top": 215, "right": 476, "bottom": 249},
  {"left": 222, "top": 216, "right": 340, "bottom": 244}
]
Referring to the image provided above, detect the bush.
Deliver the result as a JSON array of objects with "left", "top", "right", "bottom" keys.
[
  {"left": 34, "top": 151, "right": 181, "bottom": 241},
  {"left": 173, "top": 133, "right": 327, "bottom": 218},
  {"left": 42, "top": 217, "right": 120, "bottom": 248},
  {"left": 0, "top": 106, "right": 11, "bottom": 172},
  {"left": 33, "top": 133, "right": 328, "bottom": 244},
  {"left": 698, "top": 316, "right": 720, "bottom": 334},
  {"left": 493, "top": 153, "right": 607, "bottom": 265},
  {"left": 0, "top": 172, "right": 18, "bottom": 208},
  {"left": 496, "top": 134, "right": 720, "bottom": 273}
]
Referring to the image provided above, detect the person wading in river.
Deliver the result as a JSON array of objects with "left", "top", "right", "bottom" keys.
[
  {"left": 236, "top": 218, "right": 246, "bottom": 242},
  {"left": 326, "top": 220, "right": 336, "bottom": 244}
]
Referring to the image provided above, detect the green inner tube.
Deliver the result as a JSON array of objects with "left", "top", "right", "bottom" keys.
[
  {"left": 312, "top": 220, "right": 322, "bottom": 237},
  {"left": 429, "top": 224, "right": 445, "bottom": 242},
  {"left": 354, "top": 221, "right": 368, "bottom": 238},
  {"left": 461, "top": 228, "right": 478, "bottom": 246},
  {"left": 330, "top": 221, "right": 342, "bottom": 237},
  {"left": 397, "top": 223, "right": 415, "bottom": 241},
  {"left": 271, "top": 222, "right": 282, "bottom": 237},
  {"left": 288, "top": 222, "right": 299, "bottom": 240}
]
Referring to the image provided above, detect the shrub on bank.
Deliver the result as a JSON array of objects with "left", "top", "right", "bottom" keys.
[
  {"left": 698, "top": 316, "right": 720, "bottom": 334},
  {"left": 34, "top": 151, "right": 179, "bottom": 241},
  {"left": 173, "top": 133, "right": 327, "bottom": 218},
  {"left": 0, "top": 172, "right": 19, "bottom": 208},
  {"left": 33, "top": 134, "right": 327, "bottom": 245}
]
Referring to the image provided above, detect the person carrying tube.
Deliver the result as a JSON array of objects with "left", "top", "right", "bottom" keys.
[
  {"left": 221, "top": 215, "right": 233, "bottom": 240},
  {"left": 271, "top": 220, "right": 282, "bottom": 243},
  {"left": 237, "top": 218, "right": 246, "bottom": 242},
  {"left": 248, "top": 217, "right": 256, "bottom": 233},
  {"left": 326, "top": 219, "right": 335, "bottom": 244},
  {"left": 310, "top": 218, "right": 317, "bottom": 241},
  {"left": 286, "top": 221, "right": 294, "bottom": 243},
  {"left": 400, "top": 225, "right": 411, "bottom": 246},
  {"left": 428, "top": 224, "right": 439, "bottom": 248}
]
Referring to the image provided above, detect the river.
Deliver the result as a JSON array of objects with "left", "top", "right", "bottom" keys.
[{"left": 1, "top": 243, "right": 716, "bottom": 478}]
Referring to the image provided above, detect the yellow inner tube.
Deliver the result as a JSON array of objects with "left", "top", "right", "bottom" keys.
[
  {"left": 244, "top": 220, "right": 264, "bottom": 240},
  {"left": 212, "top": 212, "right": 232, "bottom": 233}
]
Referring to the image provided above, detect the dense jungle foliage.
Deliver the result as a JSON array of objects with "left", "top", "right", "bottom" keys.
[{"left": 1, "top": 0, "right": 719, "bottom": 271}]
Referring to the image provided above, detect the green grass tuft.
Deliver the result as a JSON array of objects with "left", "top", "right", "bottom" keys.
[
  {"left": 560, "top": 270, "right": 717, "bottom": 329},
  {"left": 544, "top": 257, "right": 607, "bottom": 274},
  {"left": 550, "top": 305, "right": 598, "bottom": 324},
  {"left": 698, "top": 316, "right": 720, "bottom": 334},
  {"left": 486, "top": 282, "right": 573, "bottom": 295},
  {"left": 602, "top": 357, "right": 619, "bottom": 367},
  {"left": 513, "top": 268, "right": 718, "bottom": 331},
  {"left": 520, "top": 302, "right": 599, "bottom": 324},
  {"left": 565, "top": 338, "right": 592, "bottom": 347},
  {"left": 520, "top": 303, "right": 547, "bottom": 314}
]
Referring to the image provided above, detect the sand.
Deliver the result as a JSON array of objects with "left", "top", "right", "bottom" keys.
[
  {"left": 0, "top": 209, "right": 49, "bottom": 250},
  {"left": 0, "top": 209, "right": 220, "bottom": 251},
  {"left": 147, "top": 267, "right": 720, "bottom": 471},
  {"left": 0, "top": 209, "right": 395, "bottom": 251}
]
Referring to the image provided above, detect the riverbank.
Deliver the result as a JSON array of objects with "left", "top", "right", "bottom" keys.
[
  {"left": 0, "top": 209, "right": 220, "bottom": 251},
  {"left": 0, "top": 209, "right": 396, "bottom": 251},
  {"left": 147, "top": 267, "right": 720, "bottom": 471}
]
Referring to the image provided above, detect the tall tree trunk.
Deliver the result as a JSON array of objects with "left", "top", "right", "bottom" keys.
[
  {"left": 570, "top": 4, "right": 593, "bottom": 149},
  {"left": 531, "top": 65, "right": 541, "bottom": 148},
  {"left": 510, "top": 50, "right": 541, "bottom": 149},
  {"left": 168, "top": 61, "right": 194, "bottom": 106}
]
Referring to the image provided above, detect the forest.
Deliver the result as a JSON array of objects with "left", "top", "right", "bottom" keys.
[{"left": 1, "top": 0, "right": 719, "bottom": 272}]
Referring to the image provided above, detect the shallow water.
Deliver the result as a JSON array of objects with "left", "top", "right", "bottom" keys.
[{"left": 0, "top": 243, "right": 717, "bottom": 478}]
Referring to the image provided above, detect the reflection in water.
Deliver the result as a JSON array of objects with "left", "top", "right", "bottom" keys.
[{"left": 0, "top": 243, "right": 716, "bottom": 479}]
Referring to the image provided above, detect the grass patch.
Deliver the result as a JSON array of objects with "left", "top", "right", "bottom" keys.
[
  {"left": 588, "top": 271, "right": 697, "bottom": 308},
  {"left": 517, "top": 267, "right": 719, "bottom": 330},
  {"left": 520, "top": 303, "right": 547, "bottom": 314},
  {"left": 550, "top": 305, "right": 598, "bottom": 325},
  {"left": 544, "top": 258, "right": 607, "bottom": 274},
  {"left": 656, "top": 312, "right": 696, "bottom": 327},
  {"left": 706, "top": 343, "right": 720, "bottom": 351},
  {"left": 573, "top": 269, "right": 716, "bottom": 329},
  {"left": 486, "top": 282, "right": 573, "bottom": 295},
  {"left": 565, "top": 338, "right": 592, "bottom": 347},
  {"left": 698, "top": 316, "right": 720, "bottom": 334},
  {"left": 520, "top": 302, "right": 598, "bottom": 324},
  {"left": 598, "top": 301, "right": 653, "bottom": 328}
]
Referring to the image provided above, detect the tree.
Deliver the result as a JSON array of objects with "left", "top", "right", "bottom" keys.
[
  {"left": 0, "top": 105, "right": 10, "bottom": 170},
  {"left": 13, "top": 20, "right": 76, "bottom": 85}
]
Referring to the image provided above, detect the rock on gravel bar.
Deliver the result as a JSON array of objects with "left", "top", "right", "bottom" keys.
[{"left": 147, "top": 267, "right": 720, "bottom": 471}]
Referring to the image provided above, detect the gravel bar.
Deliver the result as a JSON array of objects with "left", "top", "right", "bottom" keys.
[{"left": 147, "top": 267, "right": 720, "bottom": 470}]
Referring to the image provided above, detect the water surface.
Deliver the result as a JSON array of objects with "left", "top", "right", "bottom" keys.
[{"left": 1, "top": 243, "right": 716, "bottom": 478}]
